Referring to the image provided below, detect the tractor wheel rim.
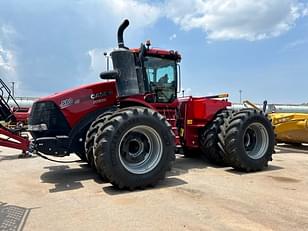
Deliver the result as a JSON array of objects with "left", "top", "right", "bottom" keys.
[
  {"left": 119, "top": 125, "right": 163, "bottom": 174},
  {"left": 244, "top": 122, "right": 269, "bottom": 160}
]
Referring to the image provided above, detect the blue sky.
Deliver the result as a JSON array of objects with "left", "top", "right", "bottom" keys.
[{"left": 0, "top": 0, "right": 308, "bottom": 104}]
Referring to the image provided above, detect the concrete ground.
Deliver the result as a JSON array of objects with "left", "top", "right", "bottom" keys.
[{"left": 0, "top": 145, "right": 308, "bottom": 231}]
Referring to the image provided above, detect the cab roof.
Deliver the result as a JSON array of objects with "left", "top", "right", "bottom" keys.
[{"left": 130, "top": 48, "right": 181, "bottom": 62}]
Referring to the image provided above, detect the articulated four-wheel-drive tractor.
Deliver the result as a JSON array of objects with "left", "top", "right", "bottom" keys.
[{"left": 0, "top": 19, "right": 275, "bottom": 190}]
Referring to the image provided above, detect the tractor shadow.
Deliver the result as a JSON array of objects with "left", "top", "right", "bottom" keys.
[
  {"left": 168, "top": 154, "right": 212, "bottom": 177},
  {"left": 40, "top": 164, "right": 104, "bottom": 193},
  {"left": 40, "top": 152, "right": 283, "bottom": 195},
  {"left": 0, "top": 154, "right": 37, "bottom": 162},
  {"left": 102, "top": 177, "right": 188, "bottom": 195},
  {"left": 40, "top": 162, "right": 189, "bottom": 195},
  {"left": 103, "top": 154, "right": 210, "bottom": 195},
  {"left": 177, "top": 154, "right": 284, "bottom": 176},
  {"left": 177, "top": 151, "right": 284, "bottom": 176},
  {"left": 224, "top": 147, "right": 285, "bottom": 175},
  {"left": 275, "top": 144, "right": 308, "bottom": 155},
  {"left": 225, "top": 165, "right": 284, "bottom": 175}
]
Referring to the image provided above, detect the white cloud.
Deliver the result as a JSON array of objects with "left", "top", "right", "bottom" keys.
[
  {"left": 169, "top": 33, "right": 177, "bottom": 41},
  {"left": 83, "top": 0, "right": 161, "bottom": 29},
  {"left": 106, "top": 0, "right": 161, "bottom": 27},
  {"left": 303, "top": 6, "right": 308, "bottom": 16},
  {"left": 85, "top": 47, "right": 115, "bottom": 84},
  {"left": 165, "top": 0, "right": 308, "bottom": 41},
  {"left": 88, "top": 48, "right": 104, "bottom": 72},
  {"left": 1, "top": 24, "right": 16, "bottom": 38},
  {"left": 92, "top": 0, "right": 307, "bottom": 42},
  {"left": 0, "top": 47, "right": 15, "bottom": 72},
  {"left": 0, "top": 25, "right": 17, "bottom": 79},
  {"left": 284, "top": 39, "right": 308, "bottom": 50},
  {"left": 88, "top": 48, "right": 113, "bottom": 73},
  {"left": 81, "top": 0, "right": 162, "bottom": 79}
]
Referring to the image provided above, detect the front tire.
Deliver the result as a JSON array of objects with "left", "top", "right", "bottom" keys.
[
  {"left": 94, "top": 107, "right": 175, "bottom": 189},
  {"left": 85, "top": 111, "right": 114, "bottom": 169}
]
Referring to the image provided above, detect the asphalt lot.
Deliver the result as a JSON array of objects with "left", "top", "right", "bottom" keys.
[{"left": 0, "top": 145, "right": 308, "bottom": 231}]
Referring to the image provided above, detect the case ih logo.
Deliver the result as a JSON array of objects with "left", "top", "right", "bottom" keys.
[{"left": 90, "top": 91, "right": 113, "bottom": 100}]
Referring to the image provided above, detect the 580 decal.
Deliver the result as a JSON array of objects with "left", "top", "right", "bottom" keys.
[{"left": 60, "top": 98, "right": 74, "bottom": 109}]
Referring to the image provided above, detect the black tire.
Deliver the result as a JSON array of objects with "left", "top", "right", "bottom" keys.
[
  {"left": 199, "top": 110, "right": 231, "bottom": 165},
  {"left": 94, "top": 107, "right": 175, "bottom": 190},
  {"left": 84, "top": 110, "right": 115, "bottom": 169},
  {"left": 223, "top": 109, "right": 275, "bottom": 172},
  {"left": 75, "top": 151, "right": 87, "bottom": 162}
]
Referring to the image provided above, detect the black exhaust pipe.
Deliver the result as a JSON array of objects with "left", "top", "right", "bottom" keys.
[{"left": 117, "top": 19, "right": 129, "bottom": 49}]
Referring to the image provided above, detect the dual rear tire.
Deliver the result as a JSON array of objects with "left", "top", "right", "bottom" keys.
[{"left": 200, "top": 109, "right": 275, "bottom": 171}]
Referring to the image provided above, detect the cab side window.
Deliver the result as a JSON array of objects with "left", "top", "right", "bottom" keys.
[{"left": 144, "top": 57, "right": 176, "bottom": 103}]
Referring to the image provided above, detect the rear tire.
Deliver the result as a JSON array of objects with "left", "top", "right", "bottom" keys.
[
  {"left": 94, "top": 107, "right": 175, "bottom": 189},
  {"left": 224, "top": 109, "right": 275, "bottom": 171},
  {"left": 199, "top": 110, "right": 231, "bottom": 165}
]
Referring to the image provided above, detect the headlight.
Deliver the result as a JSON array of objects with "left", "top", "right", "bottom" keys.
[{"left": 28, "top": 124, "right": 48, "bottom": 131}]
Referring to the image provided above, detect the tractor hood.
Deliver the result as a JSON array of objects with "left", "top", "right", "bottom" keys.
[
  {"left": 37, "top": 81, "right": 116, "bottom": 102},
  {"left": 31, "top": 80, "right": 117, "bottom": 128}
]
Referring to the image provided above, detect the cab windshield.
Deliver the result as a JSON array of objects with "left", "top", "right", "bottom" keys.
[{"left": 144, "top": 56, "right": 177, "bottom": 103}]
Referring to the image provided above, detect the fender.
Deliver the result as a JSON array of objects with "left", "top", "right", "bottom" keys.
[
  {"left": 68, "top": 106, "right": 117, "bottom": 153},
  {"left": 120, "top": 97, "right": 155, "bottom": 109}
]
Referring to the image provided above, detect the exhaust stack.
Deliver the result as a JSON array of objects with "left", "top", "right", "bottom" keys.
[{"left": 117, "top": 19, "right": 129, "bottom": 49}]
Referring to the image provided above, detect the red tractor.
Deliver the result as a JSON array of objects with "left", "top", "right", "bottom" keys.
[{"left": 27, "top": 20, "right": 275, "bottom": 189}]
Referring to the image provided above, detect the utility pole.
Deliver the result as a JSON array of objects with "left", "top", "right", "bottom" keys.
[
  {"left": 10, "top": 81, "right": 16, "bottom": 97},
  {"left": 239, "top": 89, "right": 242, "bottom": 104}
]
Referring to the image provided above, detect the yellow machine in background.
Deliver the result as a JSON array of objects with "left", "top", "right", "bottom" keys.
[{"left": 269, "top": 113, "right": 308, "bottom": 145}]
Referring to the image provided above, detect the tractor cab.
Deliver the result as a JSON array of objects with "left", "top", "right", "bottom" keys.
[
  {"left": 101, "top": 20, "right": 181, "bottom": 103},
  {"left": 134, "top": 47, "right": 181, "bottom": 103}
]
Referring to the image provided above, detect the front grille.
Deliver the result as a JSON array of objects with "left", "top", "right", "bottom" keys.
[{"left": 28, "top": 101, "right": 70, "bottom": 138}]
